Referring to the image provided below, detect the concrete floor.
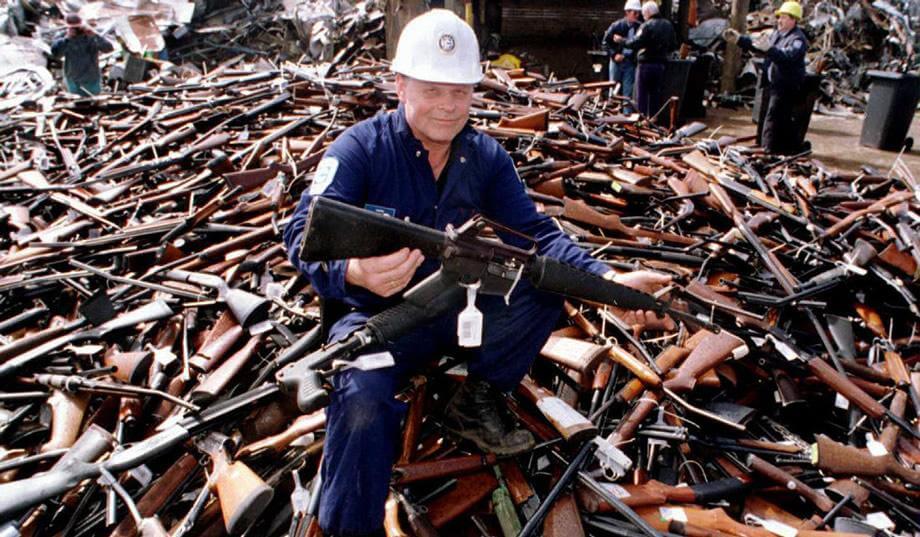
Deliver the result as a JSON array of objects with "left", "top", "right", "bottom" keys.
[{"left": 700, "top": 106, "right": 920, "bottom": 175}]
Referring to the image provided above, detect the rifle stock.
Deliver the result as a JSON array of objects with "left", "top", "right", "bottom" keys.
[{"left": 42, "top": 390, "right": 90, "bottom": 453}]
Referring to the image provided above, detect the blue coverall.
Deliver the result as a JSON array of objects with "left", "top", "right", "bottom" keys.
[
  {"left": 51, "top": 32, "right": 113, "bottom": 96},
  {"left": 284, "top": 105, "right": 609, "bottom": 536},
  {"left": 739, "top": 26, "right": 808, "bottom": 154},
  {"left": 603, "top": 17, "right": 639, "bottom": 102}
]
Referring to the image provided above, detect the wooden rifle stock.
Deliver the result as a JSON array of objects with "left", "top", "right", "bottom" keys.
[
  {"left": 426, "top": 471, "right": 498, "bottom": 528},
  {"left": 103, "top": 348, "right": 153, "bottom": 385},
  {"left": 561, "top": 303, "right": 661, "bottom": 385},
  {"left": 518, "top": 376, "right": 596, "bottom": 442},
  {"left": 392, "top": 453, "right": 498, "bottom": 485},
  {"left": 385, "top": 493, "right": 409, "bottom": 537},
  {"left": 617, "top": 345, "right": 690, "bottom": 403},
  {"left": 608, "top": 391, "right": 659, "bottom": 447},
  {"left": 879, "top": 390, "right": 908, "bottom": 451},
  {"left": 540, "top": 336, "right": 608, "bottom": 374},
  {"left": 543, "top": 492, "right": 585, "bottom": 537},
  {"left": 189, "top": 322, "right": 243, "bottom": 373},
  {"left": 746, "top": 455, "right": 835, "bottom": 512},
  {"left": 394, "top": 490, "right": 439, "bottom": 537},
  {"left": 806, "top": 358, "right": 887, "bottom": 419},
  {"left": 814, "top": 434, "right": 920, "bottom": 485},
  {"left": 110, "top": 453, "right": 199, "bottom": 537},
  {"left": 637, "top": 505, "right": 773, "bottom": 537},
  {"left": 664, "top": 330, "right": 747, "bottom": 393},
  {"left": 237, "top": 410, "right": 325, "bottom": 458},
  {"left": 42, "top": 390, "right": 89, "bottom": 453},
  {"left": 190, "top": 335, "right": 262, "bottom": 404},
  {"left": 199, "top": 435, "right": 273, "bottom": 535}
]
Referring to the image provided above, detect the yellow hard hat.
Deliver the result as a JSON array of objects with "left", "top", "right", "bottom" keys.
[{"left": 775, "top": 1, "right": 803, "bottom": 20}]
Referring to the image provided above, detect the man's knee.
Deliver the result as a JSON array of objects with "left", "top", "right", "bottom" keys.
[{"left": 330, "top": 371, "right": 401, "bottom": 434}]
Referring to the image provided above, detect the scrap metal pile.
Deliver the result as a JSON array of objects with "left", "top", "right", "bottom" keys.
[{"left": 0, "top": 10, "right": 919, "bottom": 537}]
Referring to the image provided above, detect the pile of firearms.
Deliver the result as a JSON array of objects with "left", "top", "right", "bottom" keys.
[{"left": 0, "top": 8, "right": 919, "bottom": 537}]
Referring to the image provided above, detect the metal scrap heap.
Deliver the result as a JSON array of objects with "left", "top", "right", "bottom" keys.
[{"left": 0, "top": 5, "right": 918, "bottom": 537}]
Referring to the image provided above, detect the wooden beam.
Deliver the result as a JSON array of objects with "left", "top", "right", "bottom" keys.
[
  {"left": 720, "top": 0, "right": 749, "bottom": 93},
  {"left": 385, "top": 0, "right": 429, "bottom": 60}
]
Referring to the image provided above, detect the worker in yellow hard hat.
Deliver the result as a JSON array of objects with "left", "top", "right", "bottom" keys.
[{"left": 723, "top": 1, "right": 808, "bottom": 154}]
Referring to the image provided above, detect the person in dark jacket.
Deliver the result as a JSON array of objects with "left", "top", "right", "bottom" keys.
[
  {"left": 602, "top": 0, "right": 642, "bottom": 105},
  {"left": 50, "top": 14, "right": 113, "bottom": 96},
  {"left": 617, "top": 1, "right": 677, "bottom": 119},
  {"left": 724, "top": 1, "right": 807, "bottom": 154}
]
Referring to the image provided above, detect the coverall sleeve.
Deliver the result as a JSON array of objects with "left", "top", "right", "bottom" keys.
[
  {"left": 94, "top": 35, "right": 114, "bottom": 53},
  {"left": 283, "top": 126, "right": 370, "bottom": 301},
  {"left": 766, "top": 35, "right": 806, "bottom": 66},
  {"left": 624, "top": 23, "right": 649, "bottom": 50},
  {"left": 482, "top": 143, "right": 610, "bottom": 277},
  {"left": 50, "top": 38, "right": 66, "bottom": 58},
  {"left": 736, "top": 35, "right": 753, "bottom": 51},
  {"left": 602, "top": 21, "right": 617, "bottom": 54}
]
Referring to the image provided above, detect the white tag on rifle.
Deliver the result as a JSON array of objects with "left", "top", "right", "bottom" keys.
[
  {"left": 458, "top": 282, "right": 483, "bottom": 348},
  {"left": 346, "top": 351, "right": 395, "bottom": 371}
]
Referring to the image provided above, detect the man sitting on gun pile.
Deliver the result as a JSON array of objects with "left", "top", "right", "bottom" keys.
[{"left": 285, "top": 9, "right": 670, "bottom": 537}]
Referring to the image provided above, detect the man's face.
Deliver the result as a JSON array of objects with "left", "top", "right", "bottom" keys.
[
  {"left": 395, "top": 75, "right": 473, "bottom": 147},
  {"left": 777, "top": 14, "right": 796, "bottom": 32},
  {"left": 625, "top": 9, "right": 639, "bottom": 23}
]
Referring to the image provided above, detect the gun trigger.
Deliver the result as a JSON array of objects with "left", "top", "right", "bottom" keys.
[{"left": 592, "top": 437, "right": 633, "bottom": 481}]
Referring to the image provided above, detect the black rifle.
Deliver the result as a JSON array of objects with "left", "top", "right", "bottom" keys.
[{"left": 298, "top": 197, "right": 699, "bottom": 324}]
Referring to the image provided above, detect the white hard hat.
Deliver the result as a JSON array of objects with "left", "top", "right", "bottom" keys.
[
  {"left": 624, "top": 0, "right": 642, "bottom": 12},
  {"left": 391, "top": 9, "right": 483, "bottom": 85},
  {"left": 642, "top": 1, "right": 660, "bottom": 16}
]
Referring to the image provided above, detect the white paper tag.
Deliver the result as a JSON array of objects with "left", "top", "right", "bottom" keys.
[
  {"left": 761, "top": 519, "right": 798, "bottom": 537},
  {"left": 659, "top": 506, "right": 688, "bottom": 523},
  {"left": 768, "top": 335, "right": 799, "bottom": 361},
  {"left": 731, "top": 343, "right": 750, "bottom": 359},
  {"left": 457, "top": 283, "right": 482, "bottom": 348},
  {"left": 536, "top": 396, "right": 591, "bottom": 430},
  {"left": 834, "top": 393, "right": 850, "bottom": 410},
  {"left": 545, "top": 337, "right": 594, "bottom": 357},
  {"left": 865, "top": 512, "right": 895, "bottom": 530},
  {"left": 865, "top": 434, "right": 888, "bottom": 456},
  {"left": 602, "top": 483, "right": 631, "bottom": 498},
  {"left": 348, "top": 351, "right": 395, "bottom": 371}
]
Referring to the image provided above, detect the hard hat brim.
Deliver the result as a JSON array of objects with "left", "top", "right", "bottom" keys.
[{"left": 391, "top": 67, "right": 483, "bottom": 85}]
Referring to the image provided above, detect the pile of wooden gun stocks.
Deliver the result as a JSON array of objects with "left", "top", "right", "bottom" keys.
[{"left": 0, "top": 14, "right": 918, "bottom": 537}]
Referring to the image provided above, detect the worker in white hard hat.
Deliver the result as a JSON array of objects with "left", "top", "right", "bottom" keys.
[
  {"left": 285, "top": 8, "right": 671, "bottom": 537},
  {"left": 602, "top": 0, "right": 643, "bottom": 105},
  {"left": 723, "top": 1, "right": 808, "bottom": 154},
  {"left": 614, "top": 1, "right": 677, "bottom": 118}
]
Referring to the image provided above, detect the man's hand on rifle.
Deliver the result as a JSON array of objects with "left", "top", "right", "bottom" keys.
[
  {"left": 346, "top": 248, "right": 424, "bottom": 297},
  {"left": 604, "top": 270, "right": 676, "bottom": 334}
]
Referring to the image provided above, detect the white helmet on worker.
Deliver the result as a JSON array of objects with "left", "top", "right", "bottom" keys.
[
  {"left": 624, "top": 0, "right": 642, "bottom": 12},
  {"left": 391, "top": 9, "right": 483, "bottom": 85}
]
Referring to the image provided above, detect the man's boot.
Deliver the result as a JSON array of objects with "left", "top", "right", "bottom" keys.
[{"left": 442, "top": 378, "right": 535, "bottom": 456}]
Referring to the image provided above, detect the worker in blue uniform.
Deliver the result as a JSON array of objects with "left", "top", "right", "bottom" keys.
[
  {"left": 724, "top": 1, "right": 808, "bottom": 154},
  {"left": 284, "top": 9, "right": 670, "bottom": 537},
  {"left": 50, "top": 13, "right": 114, "bottom": 96},
  {"left": 602, "top": 0, "right": 642, "bottom": 106}
]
